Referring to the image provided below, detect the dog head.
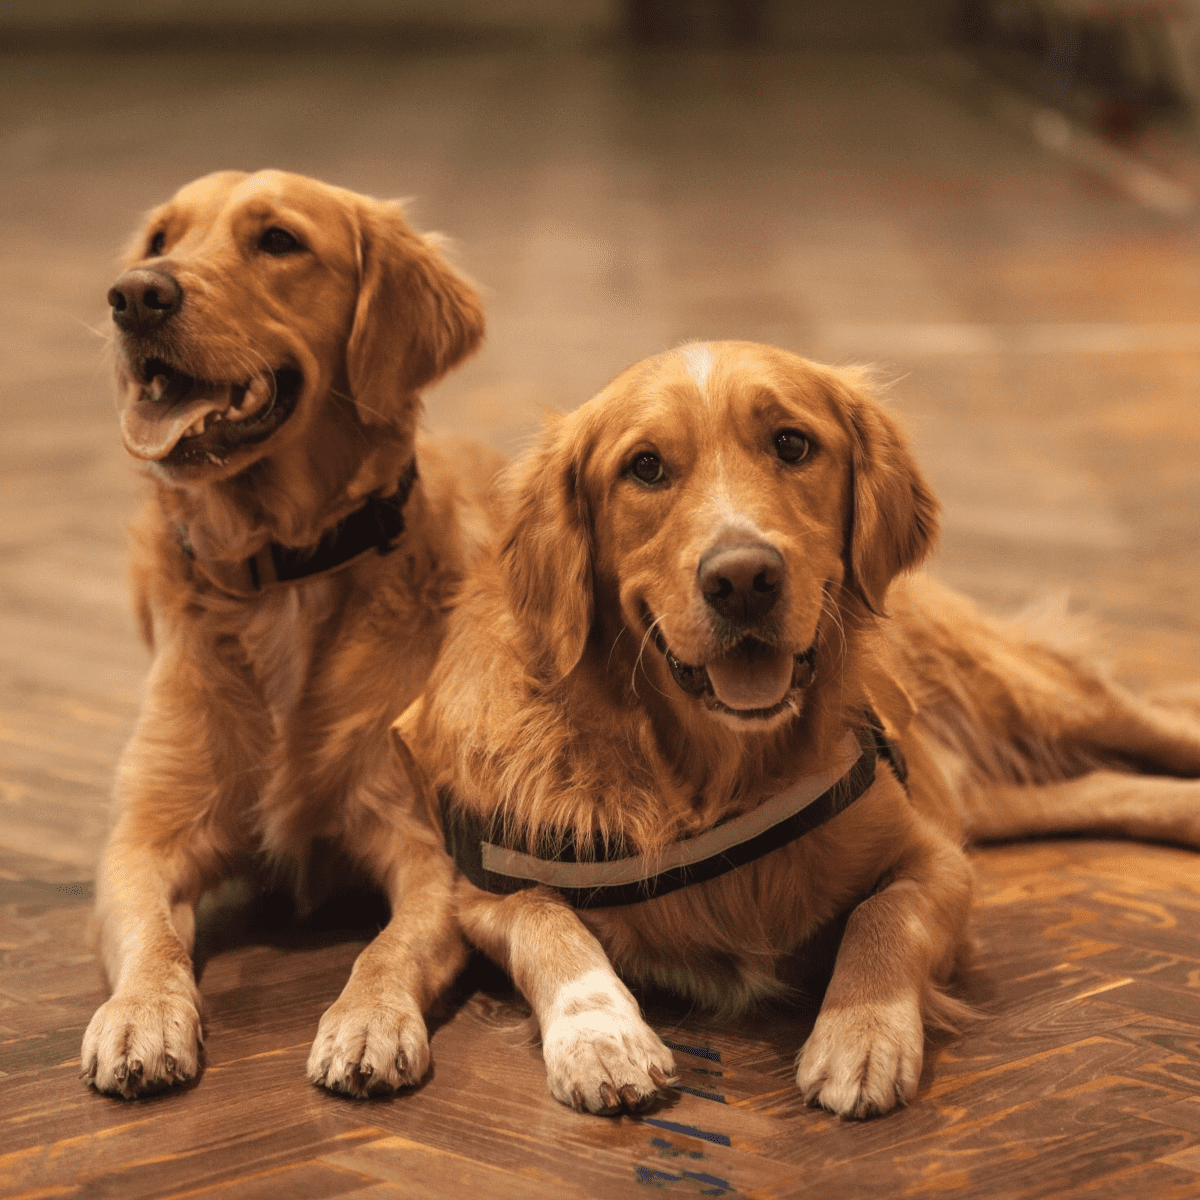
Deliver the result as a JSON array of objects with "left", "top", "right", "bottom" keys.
[
  {"left": 109, "top": 169, "right": 483, "bottom": 489},
  {"left": 503, "top": 342, "right": 938, "bottom": 731}
]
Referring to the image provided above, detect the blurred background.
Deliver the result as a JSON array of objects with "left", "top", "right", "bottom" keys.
[{"left": 3, "top": 0, "right": 1200, "bottom": 870}]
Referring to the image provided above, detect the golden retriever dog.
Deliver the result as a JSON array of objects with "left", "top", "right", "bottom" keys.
[
  {"left": 397, "top": 340, "right": 1200, "bottom": 1119},
  {"left": 82, "top": 169, "right": 501, "bottom": 1099}
]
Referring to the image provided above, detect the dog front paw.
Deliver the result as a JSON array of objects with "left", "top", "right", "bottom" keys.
[
  {"left": 541, "top": 970, "right": 676, "bottom": 1115},
  {"left": 795, "top": 996, "right": 924, "bottom": 1118},
  {"left": 307, "top": 997, "right": 430, "bottom": 1097},
  {"left": 81, "top": 989, "right": 203, "bottom": 1098}
]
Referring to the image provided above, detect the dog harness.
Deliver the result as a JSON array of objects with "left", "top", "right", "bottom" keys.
[
  {"left": 440, "top": 711, "right": 908, "bottom": 910},
  {"left": 177, "top": 459, "right": 418, "bottom": 597}
]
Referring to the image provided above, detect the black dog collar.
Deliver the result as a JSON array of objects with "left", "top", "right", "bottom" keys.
[
  {"left": 441, "top": 711, "right": 907, "bottom": 910},
  {"left": 178, "top": 458, "right": 418, "bottom": 596}
]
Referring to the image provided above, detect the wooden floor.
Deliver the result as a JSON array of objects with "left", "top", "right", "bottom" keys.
[{"left": 3, "top": 38, "right": 1200, "bottom": 1200}]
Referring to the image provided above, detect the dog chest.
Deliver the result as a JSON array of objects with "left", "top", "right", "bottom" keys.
[{"left": 237, "top": 579, "right": 338, "bottom": 734}]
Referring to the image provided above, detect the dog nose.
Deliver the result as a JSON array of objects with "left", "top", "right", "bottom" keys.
[
  {"left": 108, "top": 269, "right": 182, "bottom": 334},
  {"left": 698, "top": 542, "right": 783, "bottom": 624}
]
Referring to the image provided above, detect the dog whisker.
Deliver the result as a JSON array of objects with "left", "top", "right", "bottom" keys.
[
  {"left": 606, "top": 625, "right": 628, "bottom": 674},
  {"left": 331, "top": 387, "right": 400, "bottom": 427},
  {"left": 327, "top": 388, "right": 382, "bottom": 449},
  {"left": 819, "top": 588, "right": 848, "bottom": 668},
  {"left": 631, "top": 612, "right": 677, "bottom": 701},
  {"left": 53, "top": 310, "right": 116, "bottom": 342}
]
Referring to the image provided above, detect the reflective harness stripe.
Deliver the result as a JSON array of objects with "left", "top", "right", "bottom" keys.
[{"left": 441, "top": 711, "right": 907, "bottom": 910}]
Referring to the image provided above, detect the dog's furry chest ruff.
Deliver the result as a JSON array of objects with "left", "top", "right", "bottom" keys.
[
  {"left": 144, "top": 531, "right": 452, "bottom": 875},
  {"left": 237, "top": 578, "right": 339, "bottom": 734},
  {"left": 244, "top": 573, "right": 441, "bottom": 860}
]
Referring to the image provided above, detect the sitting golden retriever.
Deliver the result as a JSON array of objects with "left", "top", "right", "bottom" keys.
[
  {"left": 397, "top": 340, "right": 1200, "bottom": 1119},
  {"left": 82, "top": 169, "right": 502, "bottom": 1099}
]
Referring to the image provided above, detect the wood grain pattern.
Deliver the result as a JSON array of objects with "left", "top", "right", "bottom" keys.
[{"left": 3, "top": 35, "right": 1200, "bottom": 1200}]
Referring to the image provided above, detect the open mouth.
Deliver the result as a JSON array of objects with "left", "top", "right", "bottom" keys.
[
  {"left": 646, "top": 615, "right": 817, "bottom": 722},
  {"left": 119, "top": 357, "right": 302, "bottom": 466}
]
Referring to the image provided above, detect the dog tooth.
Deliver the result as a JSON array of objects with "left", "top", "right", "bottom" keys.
[
  {"left": 237, "top": 373, "right": 273, "bottom": 419},
  {"left": 146, "top": 374, "right": 169, "bottom": 402},
  {"left": 229, "top": 381, "right": 258, "bottom": 424}
]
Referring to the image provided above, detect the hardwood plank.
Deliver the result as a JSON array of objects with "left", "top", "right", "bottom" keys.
[
  {"left": 0, "top": 1076, "right": 387, "bottom": 1200},
  {"left": 129, "top": 1162, "right": 375, "bottom": 1200},
  {"left": 1159, "top": 1142, "right": 1200, "bottom": 1174},
  {"left": 1115, "top": 1015, "right": 1200, "bottom": 1092},
  {"left": 1102, "top": 980, "right": 1200, "bottom": 1026},
  {"left": 1143, "top": 1095, "right": 1200, "bottom": 1137},
  {"left": 324, "top": 1136, "right": 594, "bottom": 1200}
]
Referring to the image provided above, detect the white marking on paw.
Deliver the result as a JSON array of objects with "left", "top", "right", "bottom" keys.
[{"left": 540, "top": 969, "right": 676, "bottom": 1115}]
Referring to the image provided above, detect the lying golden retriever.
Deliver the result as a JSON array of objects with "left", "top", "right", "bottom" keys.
[
  {"left": 398, "top": 340, "right": 1200, "bottom": 1119},
  {"left": 82, "top": 169, "right": 502, "bottom": 1099}
]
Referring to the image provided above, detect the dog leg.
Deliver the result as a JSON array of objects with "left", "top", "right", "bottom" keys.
[
  {"left": 796, "top": 825, "right": 972, "bottom": 1118},
  {"left": 962, "top": 622, "right": 1200, "bottom": 779},
  {"left": 307, "top": 825, "right": 466, "bottom": 1097},
  {"left": 968, "top": 771, "right": 1200, "bottom": 847},
  {"left": 1059, "top": 684, "right": 1200, "bottom": 778},
  {"left": 82, "top": 648, "right": 266, "bottom": 1099},
  {"left": 82, "top": 825, "right": 207, "bottom": 1098},
  {"left": 459, "top": 883, "right": 676, "bottom": 1114}
]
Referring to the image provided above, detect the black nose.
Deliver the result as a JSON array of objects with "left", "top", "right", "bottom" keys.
[
  {"left": 107, "top": 268, "right": 182, "bottom": 334},
  {"left": 697, "top": 542, "right": 783, "bottom": 624}
]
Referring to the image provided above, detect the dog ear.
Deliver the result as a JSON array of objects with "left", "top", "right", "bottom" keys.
[
  {"left": 346, "top": 199, "right": 485, "bottom": 425},
  {"left": 835, "top": 374, "right": 940, "bottom": 615},
  {"left": 501, "top": 414, "right": 594, "bottom": 680}
]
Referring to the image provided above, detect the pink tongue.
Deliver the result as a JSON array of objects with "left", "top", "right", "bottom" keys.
[
  {"left": 120, "top": 396, "right": 227, "bottom": 461},
  {"left": 705, "top": 643, "right": 794, "bottom": 710}
]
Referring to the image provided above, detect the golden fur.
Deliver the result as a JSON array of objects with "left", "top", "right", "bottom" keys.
[
  {"left": 83, "top": 169, "right": 502, "bottom": 1099},
  {"left": 400, "top": 340, "right": 1200, "bottom": 1118}
]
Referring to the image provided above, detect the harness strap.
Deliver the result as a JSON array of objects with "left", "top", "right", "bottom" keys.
[
  {"left": 441, "top": 710, "right": 907, "bottom": 910},
  {"left": 178, "top": 459, "right": 418, "bottom": 597}
]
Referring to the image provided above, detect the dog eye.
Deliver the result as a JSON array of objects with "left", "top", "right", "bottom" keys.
[
  {"left": 258, "top": 227, "right": 303, "bottom": 256},
  {"left": 147, "top": 231, "right": 166, "bottom": 257},
  {"left": 774, "top": 430, "right": 810, "bottom": 464},
  {"left": 630, "top": 452, "right": 666, "bottom": 486}
]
